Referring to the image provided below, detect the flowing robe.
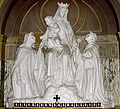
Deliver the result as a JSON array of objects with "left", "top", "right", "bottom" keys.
[
  {"left": 46, "top": 37, "right": 63, "bottom": 87},
  {"left": 73, "top": 47, "right": 87, "bottom": 98},
  {"left": 44, "top": 6, "right": 77, "bottom": 87},
  {"left": 46, "top": 36, "right": 74, "bottom": 87},
  {"left": 50, "top": 16, "right": 75, "bottom": 86},
  {"left": 40, "top": 19, "right": 75, "bottom": 87},
  {"left": 55, "top": 20, "right": 75, "bottom": 52},
  {"left": 83, "top": 43, "right": 111, "bottom": 103},
  {"left": 12, "top": 45, "right": 45, "bottom": 98},
  {"left": 54, "top": 20, "right": 75, "bottom": 85}
]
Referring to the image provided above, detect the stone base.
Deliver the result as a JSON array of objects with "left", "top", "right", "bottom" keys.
[{"left": 6, "top": 85, "right": 115, "bottom": 108}]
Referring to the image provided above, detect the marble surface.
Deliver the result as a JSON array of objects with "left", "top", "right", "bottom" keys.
[{"left": 4, "top": 2, "right": 118, "bottom": 108}]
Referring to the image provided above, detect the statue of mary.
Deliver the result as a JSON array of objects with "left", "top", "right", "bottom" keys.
[
  {"left": 44, "top": 2, "right": 76, "bottom": 86},
  {"left": 53, "top": 2, "right": 75, "bottom": 53},
  {"left": 40, "top": 15, "right": 75, "bottom": 87}
]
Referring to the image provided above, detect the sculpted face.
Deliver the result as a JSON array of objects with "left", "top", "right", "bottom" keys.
[
  {"left": 28, "top": 32, "right": 35, "bottom": 44},
  {"left": 59, "top": 8, "right": 67, "bottom": 18},
  {"left": 45, "top": 19, "right": 51, "bottom": 26},
  {"left": 45, "top": 16, "right": 54, "bottom": 26},
  {"left": 85, "top": 34, "right": 93, "bottom": 43},
  {"left": 85, "top": 32, "right": 97, "bottom": 43}
]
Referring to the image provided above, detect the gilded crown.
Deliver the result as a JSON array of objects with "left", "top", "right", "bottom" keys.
[{"left": 57, "top": 2, "right": 69, "bottom": 8}]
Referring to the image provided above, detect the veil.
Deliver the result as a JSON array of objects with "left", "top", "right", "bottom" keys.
[
  {"left": 53, "top": 2, "right": 69, "bottom": 22},
  {"left": 19, "top": 32, "right": 35, "bottom": 49}
]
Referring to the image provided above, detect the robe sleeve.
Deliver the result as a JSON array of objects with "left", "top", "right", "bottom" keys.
[
  {"left": 83, "top": 49, "right": 93, "bottom": 59},
  {"left": 83, "top": 49, "right": 94, "bottom": 69},
  {"left": 14, "top": 47, "right": 31, "bottom": 67}
]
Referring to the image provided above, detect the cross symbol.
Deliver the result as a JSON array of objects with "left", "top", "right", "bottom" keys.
[{"left": 53, "top": 95, "right": 60, "bottom": 102}]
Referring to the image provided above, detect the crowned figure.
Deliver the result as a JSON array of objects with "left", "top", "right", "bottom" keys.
[{"left": 53, "top": 2, "right": 76, "bottom": 53}]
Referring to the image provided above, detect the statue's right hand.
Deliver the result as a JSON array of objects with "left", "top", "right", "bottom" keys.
[{"left": 40, "top": 35, "right": 44, "bottom": 39}]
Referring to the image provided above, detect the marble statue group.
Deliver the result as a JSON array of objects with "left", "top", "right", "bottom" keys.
[{"left": 7, "top": 2, "right": 114, "bottom": 106}]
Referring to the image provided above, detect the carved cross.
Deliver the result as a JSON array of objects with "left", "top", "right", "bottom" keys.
[{"left": 53, "top": 95, "right": 60, "bottom": 102}]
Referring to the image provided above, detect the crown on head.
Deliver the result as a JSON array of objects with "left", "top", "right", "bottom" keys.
[{"left": 57, "top": 2, "right": 69, "bottom": 8}]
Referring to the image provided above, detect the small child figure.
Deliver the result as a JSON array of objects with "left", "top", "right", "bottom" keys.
[{"left": 40, "top": 16, "right": 63, "bottom": 52}]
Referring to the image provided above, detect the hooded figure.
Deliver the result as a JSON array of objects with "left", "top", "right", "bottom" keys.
[
  {"left": 12, "top": 32, "right": 45, "bottom": 99},
  {"left": 83, "top": 32, "right": 113, "bottom": 103}
]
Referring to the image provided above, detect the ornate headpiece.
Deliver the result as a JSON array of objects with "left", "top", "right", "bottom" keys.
[{"left": 57, "top": 2, "right": 69, "bottom": 8}]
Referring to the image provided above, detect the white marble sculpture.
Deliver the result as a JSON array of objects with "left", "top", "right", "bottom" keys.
[
  {"left": 72, "top": 38, "right": 87, "bottom": 99},
  {"left": 12, "top": 32, "right": 45, "bottom": 98},
  {"left": 40, "top": 14, "right": 75, "bottom": 87},
  {"left": 52, "top": 2, "right": 76, "bottom": 85},
  {"left": 6, "top": 2, "right": 114, "bottom": 107},
  {"left": 53, "top": 2, "right": 75, "bottom": 53},
  {"left": 82, "top": 32, "right": 113, "bottom": 103}
]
